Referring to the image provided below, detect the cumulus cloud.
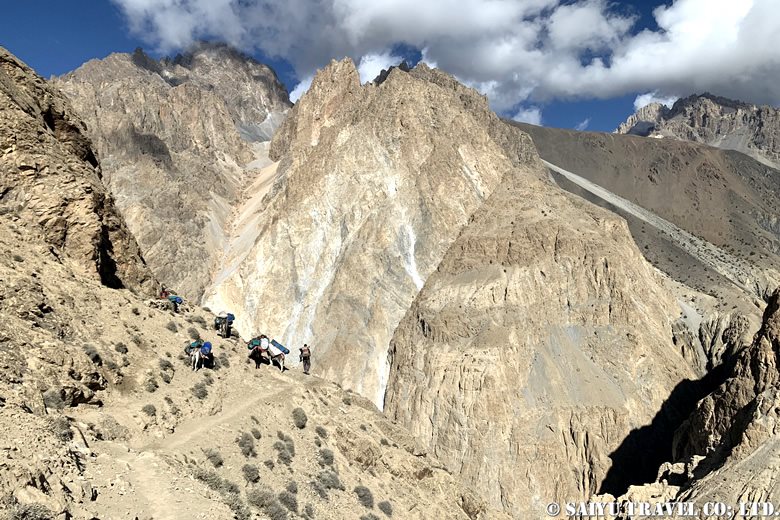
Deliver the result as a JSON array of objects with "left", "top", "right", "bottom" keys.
[
  {"left": 575, "top": 118, "right": 591, "bottom": 131},
  {"left": 289, "top": 75, "right": 313, "bottom": 103},
  {"left": 511, "top": 106, "right": 543, "bottom": 126},
  {"left": 633, "top": 92, "right": 679, "bottom": 111},
  {"left": 111, "top": 0, "right": 780, "bottom": 112},
  {"left": 357, "top": 52, "right": 403, "bottom": 83}
]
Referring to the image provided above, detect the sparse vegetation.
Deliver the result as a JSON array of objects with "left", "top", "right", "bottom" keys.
[
  {"left": 318, "top": 448, "right": 334, "bottom": 467},
  {"left": 316, "top": 470, "right": 344, "bottom": 494},
  {"left": 354, "top": 485, "right": 374, "bottom": 509},
  {"left": 277, "top": 431, "right": 295, "bottom": 455},
  {"left": 218, "top": 352, "right": 230, "bottom": 368},
  {"left": 141, "top": 404, "right": 156, "bottom": 417},
  {"left": 83, "top": 344, "right": 102, "bottom": 365},
  {"left": 192, "top": 382, "right": 208, "bottom": 399},
  {"left": 314, "top": 437, "right": 322, "bottom": 447},
  {"left": 292, "top": 407, "right": 308, "bottom": 429},
  {"left": 131, "top": 306, "right": 140, "bottom": 315},
  {"left": 286, "top": 481, "right": 298, "bottom": 494},
  {"left": 165, "top": 321, "right": 178, "bottom": 332},
  {"left": 187, "top": 326, "right": 200, "bottom": 340},
  {"left": 249, "top": 428, "right": 262, "bottom": 439},
  {"left": 42, "top": 389, "right": 65, "bottom": 410},
  {"left": 12, "top": 254, "right": 24, "bottom": 262},
  {"left": 278, "top": 490, "right": 298, "bottom": 513},
  {"left": 274, "top": 441, "right": 293, "bottom": 465},
  {"left": 242, "top": 464, "right": 260, "bottom": 483},
  {"left": 131, "top": 334, "right": 143, "bottom": 346},
  {"left": 144, "top": 377, "right": 159, "bottom": 393},
  {"left": 193, "top": 469, "right": 247, "bottom": 520},
  {"left": 342, "top": 395, "right": 352, "bottom": 405},
  {"left": 49, "top": 416, "right": 72, "bottom": 441},
  {"left": 315, "top": 425, "right": 328, "bottom": 439},
  {"left": 2, "top": 498, "right": 54, "bottom": 520},
  {"left": 360, "top": 514, "right": 380, "bottom": 520},
  {"left": 264, "top": 459, "right": 275, "bottom": 470},
  {"left": 189, "top": 314, "right": 208, "bottom": 328},
  {"left": 237, "top": 432, "right": 257, "bottom": 457},
  {"left": 114, "top": 342, "right": 128, "bottom": 354},
  {"left": 378, "top": 501, "right": 393, "bottom": 517},
  {"left": 247, "top": 489, "right": 288, "bottom": 520},
  {"left": 304, "top": 503, "right": 315, "bottom": 519},
  {"left": 159, "top": 358, "right": 174, "bottom": 371},
  {"left": 203, "top": 373, "right": 214, "bottom": 385},
  {"left": 380, "top": 438, "right": 390, "bottom": 446},
  {"left": 204, "top": 448, "right": 224, "bottom": 468},
  {"left": 160, "top": 371, "right": 172, "bottom": 384}
]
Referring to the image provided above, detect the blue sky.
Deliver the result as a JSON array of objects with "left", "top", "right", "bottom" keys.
[{"left": 1, "top": 1, "right": 776, "bottom": 132}]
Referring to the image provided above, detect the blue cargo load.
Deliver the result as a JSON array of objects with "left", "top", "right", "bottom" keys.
[{"left": 271, "top": 339, "right": 289, "bottom": 355}]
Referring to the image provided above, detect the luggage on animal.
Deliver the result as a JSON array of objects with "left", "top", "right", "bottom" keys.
[{"left": 271, "top": 339, "right": 289, "bottom": 355}]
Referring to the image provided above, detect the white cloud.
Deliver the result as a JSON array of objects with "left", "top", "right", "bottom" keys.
[
  {"left": 575, "top": 118, "right": 590, "bottom": 131},
  {"left": 111, "top": 0, "right": 780, "bottom": 111},
  {"left": 357, "top": 52, "right": 403, "bottom": 83},
  {"left": 289, "top": 75, "right": 313, "bottom": 103},
  {"left": 511, "top": 106, "right": 543, "bottom": 126},
  {"left": 633, "top": 92, "right": 679, "bottom": 111}
]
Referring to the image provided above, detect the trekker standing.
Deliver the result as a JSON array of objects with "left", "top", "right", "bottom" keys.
[{"left": 300, "top": 344, "right": 312, "bottom": 375}]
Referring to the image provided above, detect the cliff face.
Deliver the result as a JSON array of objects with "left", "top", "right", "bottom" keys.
[
  {"left": 0, "top": 47, "right": 153, "bottom": 293},
  {"left": 56, "top": 44, "right": 291, "bottom": 300},
  {"left": 205, "top": 59, "right": 542, "bottom": 407},
  {"left": 382, "top": 147, "right": 698, "bottom": 517},
  {"left": 616, "top": 94, "right": 780, "bottom": 170}
]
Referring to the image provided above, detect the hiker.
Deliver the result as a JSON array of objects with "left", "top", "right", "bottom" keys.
[
  {"left": 159, "top": 284, "right": 169, "bottom": 299},
  {"left": 299, "top": 344, "right": 312, "bottom": 375},
  {"left": 247, "top": 334, "right": 271, "bottom": 368},
  {"left": 199, "top": 341, "right": 213, "bottom": 370}
]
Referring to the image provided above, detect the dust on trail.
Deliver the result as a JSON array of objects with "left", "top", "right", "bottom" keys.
[{"left": 543, "top": 159, "right": 767, "bottom": 298}]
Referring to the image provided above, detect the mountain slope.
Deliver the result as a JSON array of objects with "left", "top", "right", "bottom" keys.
[
  {"left": 56, "top": 45, "right": 291, "bottom": 300},
  {"left": 0, "top": 46, "right": 500, "bottom": 520},
  {"left": 616, "top": 94, "right": 780, "bottom": 170},
  {"left": 383, "top": 137, "right": 699, "bottom": 517},
  {"left": 205, "top": 59, "right": 543, "bottom": 407},
  {"left": 511, "top": 122, "right": 780, "bottom": 302}
]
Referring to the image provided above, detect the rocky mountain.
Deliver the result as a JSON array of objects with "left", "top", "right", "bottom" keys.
[
  {"left": 616, "top": 94, "right": 780, "bottom": 170},
  {"left": 0, "top": 46, "right": 502, "bottom": 520},
  {"left": 512, "top": 122, "right": 780, "bottom": 304},
  {"left": 56, "top": 43, "right": 291, "bottom": 300},
  {"left": 205, "top": 59, "right": 540, "bottom": 408}
]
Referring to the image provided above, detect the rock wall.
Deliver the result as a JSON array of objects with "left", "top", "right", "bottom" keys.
[
  {"left": 0, "top": 47, "right": 153, "bottom": 293},
  {"left": 383, "top": 154, "right": 698, "bottom": 517},
  {"left": 206, "top": 59, "right": 543, "bottom": 407},
  {"left": 57, "top": 45, "right": 290, "bottom": 300}
]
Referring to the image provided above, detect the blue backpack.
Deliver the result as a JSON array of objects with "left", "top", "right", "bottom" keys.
[
  {"left": 168, "top": 295, "right": 183, "bottom": 304},
  {"left": 201, "top": 342, "right": 212, "bottom": 355},
  {"left": 226, "top": 313, "right": 235, "bottom": 323}
]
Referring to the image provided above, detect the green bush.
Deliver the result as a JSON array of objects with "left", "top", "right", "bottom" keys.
[
  {"left": 237, "top": 432, "right": 256, "bottom": 458},
  {"left": 318, "top": 448, "right": 334, "bottom": 467},
  {"left": 278, "top": 490, "right": 298, "bottom": 513},
  {"left": 354, "top": 485, "right": 374, "bottom": 509},
  {"left": 378, "top": 501, "right": 393, "bottom": 517},
  {"left": 141, "top": 404, "right": 156, "bottom": 417},
  {"left": 192, "top": 383, "right": 208, "bottom": 399},
  {"left": 204, "top": 448, "right": 223, "bottom": 468},
  {"left": 292, "top": 407, "right": 308, "bottom": 429},
  {"left": 242, "top": 464, "right": 260, "bottom": 483}
]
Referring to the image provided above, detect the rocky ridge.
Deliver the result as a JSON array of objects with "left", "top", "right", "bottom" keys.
[
  {"left": 56, "top": 44, "right": 291, "bottom": 300},
  {"left": 616, "top": 94, "right": 780, "bottom": 169},
  {"left": 206, "top": 58, "right": 541, "bottom": 408}
]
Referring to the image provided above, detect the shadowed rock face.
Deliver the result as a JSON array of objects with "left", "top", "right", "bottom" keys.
[
  {"left": 617, "top": 94, "right": 780, "bottom": 170},
  {"left": 0, "top": 47, "right": 153, "bottom": 294},
  {"left": 383, "top": 147, "right": 698, "bottom": 517},
  {"left": 206, "top": 58, "right": 544, "bottom": 408},
  {"left": 56, "top": 45, "right": 291, "bottom": 300}
]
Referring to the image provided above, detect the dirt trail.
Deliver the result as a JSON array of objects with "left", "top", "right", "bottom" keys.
[{"left": 543, "top": 159, "right": 770, "bottom": 298}]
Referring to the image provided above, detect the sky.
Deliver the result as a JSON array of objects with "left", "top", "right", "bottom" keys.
[{"left": 1, "top": 0, "right": 778, "bottom": 132}]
